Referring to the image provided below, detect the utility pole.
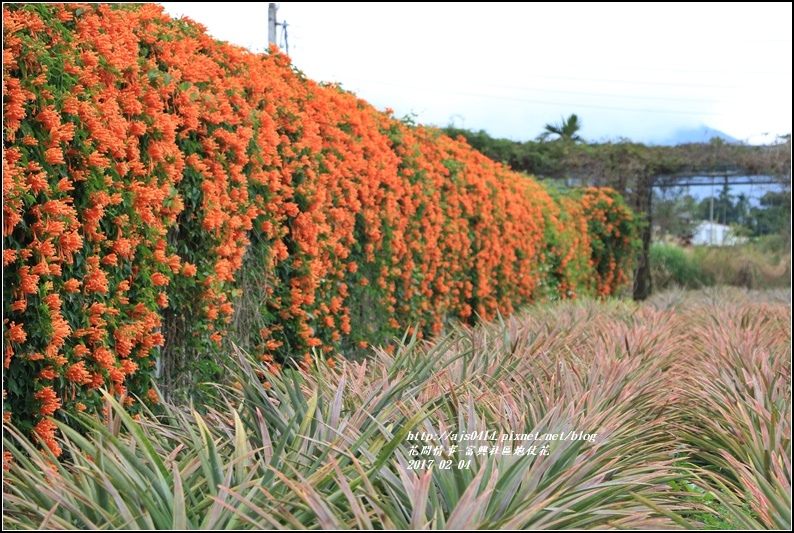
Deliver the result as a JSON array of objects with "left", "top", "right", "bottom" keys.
[
  {"left": 633, "top": 173, "right": 653, "bottom": 301},
  {"left": 268, "top": 3, "right": 278, "bottom": 47},
  {"left": 267, "top": 4, "right": 289, "bottom": 54},
  {"left": 709, "top": 176, "right": 714, "bottom": 245}
]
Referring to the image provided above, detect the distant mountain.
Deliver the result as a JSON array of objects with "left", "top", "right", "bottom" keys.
[{"left": 654, "top": 125, "right": 739, "bottom": 146}]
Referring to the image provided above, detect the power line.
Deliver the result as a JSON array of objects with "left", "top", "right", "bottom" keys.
[
  {"left": 589, "top": 64, "right": 791, "bottom": 78},
  {"left": 342, "top": 78, "right": 730, "bottom": 116},
  {"left": 463, "top": 72, "right": 740, "bottom": 90},
  {"left": 299, "top": 69, "right": 776, "bottom": 98},
  {"left": 424, "top": 80, "right": 737, "bottom": 104}
]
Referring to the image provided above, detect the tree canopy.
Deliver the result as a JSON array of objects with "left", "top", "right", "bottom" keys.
[{"left": 540, "top": 113, "right": 584, "bottom": 142}]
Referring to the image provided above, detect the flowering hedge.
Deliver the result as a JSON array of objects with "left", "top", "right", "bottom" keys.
[{"left": 3, "top": 3, "right": 639, "bottom": 456}]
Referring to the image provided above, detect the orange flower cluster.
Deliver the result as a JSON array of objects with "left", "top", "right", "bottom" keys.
[
  {"left": 578, "top": 188, "right": 639, "bottom": 297},
  {"left": 2, "top": 3, "right": 638, "bottom": 451}
]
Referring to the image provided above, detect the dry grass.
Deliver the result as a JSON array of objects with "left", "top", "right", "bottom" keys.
[{"left": 694, "top": 245, "right": 791, "bottom": 290}]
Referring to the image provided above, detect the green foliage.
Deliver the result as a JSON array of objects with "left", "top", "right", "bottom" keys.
[
  {"left": 652, "top": 187, "right": 699, "bottom": 240},
  {"left": 440, "top": 127, "right": 789, "bottom": 190},
  {"left": 693, "top": 244, "right": 791, "bottom": 290},
  {"left": 440, "top": 126, "right": 568, "bottom": 177},
  {"left": 749, "top": 191, "right": 791, "bottom": 237},
  {"left": 580, "top": 188, "right": 643, "bottom": 296},
  {"left": 651, "top": 241, "right": 791, "bottom": 293},
  {"left": 653, "top": 182, "right": 788, "bottom": 243},
  {"left": 753, "top": 232, "right": 791, "bottom": 259},
  {"left": 668, "top": 475, "right": 758, "bottom": 530},
  {"left": 650, "top": 244, "right": 712, "bottom": 290},
  {"left": 539, "top": 113, "right": 584, "bottom": 143}
]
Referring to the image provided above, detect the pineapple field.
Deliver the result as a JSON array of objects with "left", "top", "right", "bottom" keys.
[
  {"left": 4, "top": 287, "right": 790, "bottom": 529},
  {"left": 2, "top": 4, "right": 790, "bottom": 530}
]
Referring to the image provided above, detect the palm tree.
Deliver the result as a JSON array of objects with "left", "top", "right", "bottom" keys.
[{"left": 540, "top": 114, "right": 583, "bottom": 142}]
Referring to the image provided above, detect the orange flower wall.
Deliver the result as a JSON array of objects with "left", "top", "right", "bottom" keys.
[{"left": 2, "top": 3, "right": 639, "bottom": 450}]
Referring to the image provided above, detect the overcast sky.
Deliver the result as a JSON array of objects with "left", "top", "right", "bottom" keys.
[{"left": 159, "top": 2, "right": 792, "bottom": 145}]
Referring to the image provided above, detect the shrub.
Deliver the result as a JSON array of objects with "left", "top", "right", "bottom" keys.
[
  {"left": 693, "top": 244, "right": 791, "bottom": 290},
  {"left": 650, "top": 244, "right": 712, "bottom": 290},
  {"left": 2, "top": 3, "right": 638, "bottom": 449}
]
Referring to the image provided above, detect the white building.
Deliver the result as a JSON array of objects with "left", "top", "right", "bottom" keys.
[{"left": 692, "top": 221, "right": 747, "bottom": 246}]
